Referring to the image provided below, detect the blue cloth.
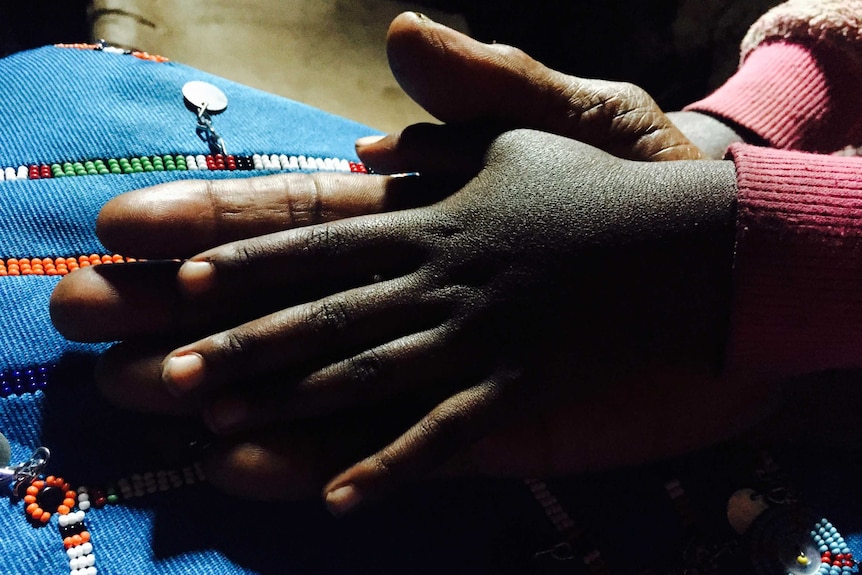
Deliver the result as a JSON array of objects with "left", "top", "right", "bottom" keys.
[{"left": 0, "top": 45, "right": 859, "bottom": 575}]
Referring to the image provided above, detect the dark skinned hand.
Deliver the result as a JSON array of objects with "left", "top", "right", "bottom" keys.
[
  {"left": 51, "top": 129, "right": 744, "bottom": 513},
  {"left": 49, "top": 13, "right": 756, "bottom": 513}
]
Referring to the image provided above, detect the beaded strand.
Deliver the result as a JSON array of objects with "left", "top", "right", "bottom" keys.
[
  {"left": 14, "top": 460, "right": 206, "bottom": 575},
  {"left": 0, "top": 254, "right": 133, "bottom": 277},
  {"left": 0, "top": 153, "right": 367, "bottom": 182},
  {"left": 0, "top": 366, "right": 51, "bottom": 397}
]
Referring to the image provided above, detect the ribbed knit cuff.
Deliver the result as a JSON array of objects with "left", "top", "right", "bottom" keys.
[
  {"left": 685, "top": 41, "right": 862, "bottom": 153},
  {"left": 727, "top": 144, "right": 862, "bottom": 380}
]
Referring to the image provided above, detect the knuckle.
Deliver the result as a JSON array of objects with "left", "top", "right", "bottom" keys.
[
  {"left": 344, "top": 349, "right": 384, "bottom": 387},
  {"left": 284, "top": 173, "right": 324, "bottom": 226},
  {"left": 310, "top": 297, "right": 351, "bottom": 335},
  {"left": 210, "top": 329, "right": 251, "bottom": 361},
  {"left": 300, "top": 223, "right": 345, "bottom": 258}
]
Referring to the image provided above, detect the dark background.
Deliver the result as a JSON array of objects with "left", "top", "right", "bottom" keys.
[{"left": 3, "top": 0, "right": 781, "bottom": 111}]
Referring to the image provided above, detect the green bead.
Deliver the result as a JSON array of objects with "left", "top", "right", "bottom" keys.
[{"left": 107, "top": 494, "right": 120, "bottom": 505}]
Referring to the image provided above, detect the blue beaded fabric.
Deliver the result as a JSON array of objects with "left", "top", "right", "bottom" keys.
[{"left": 0, "top": 45, "right": 860, "bottom": 575}]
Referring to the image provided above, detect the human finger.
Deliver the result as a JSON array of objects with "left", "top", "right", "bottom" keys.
[
  {"left": 159, "top": 275, "right": 440, "bottom": 398},
  {"left": 49, "top": 260, "right": 302, "bottom": 343},
  {"left": 199, "top": 324, "right": 489, "bottom": 434},
  {"left": 376, "top": 12, "right": 702, "bottom": 162},
  {"left": 321, "top": 367, "right": 524, "bottom": 515},
  {"left": 355, "top": 122, "right": 499, "bottom": 176},
  {"left": 96, "top": 172, "right": 436, "bottom": 259}
]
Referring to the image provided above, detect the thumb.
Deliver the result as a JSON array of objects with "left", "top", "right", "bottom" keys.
[{"left": 381, "top": 12, "right": 702, "bottom": 162}]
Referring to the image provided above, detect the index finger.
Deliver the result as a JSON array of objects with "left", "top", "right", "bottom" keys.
[{"left": 97, "top": 172, "right": 432, "bottom": 259}]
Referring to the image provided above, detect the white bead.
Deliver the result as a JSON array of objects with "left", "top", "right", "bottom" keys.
[
  {"left": 86, "top": 567, "right": 97, "bottom": 575},
  {"left": 59, "top": 515, "right": 70, "bottom": 527},
  {"left": 196, "top": 155, "right": 209, "bottom": 170},
  {"left": 78, "top": 493, "right": 89, "bottom": 502},
  {"left": 78, "top": 500, "right": 90, "bottom": 511},
  {"left": 85, "top": 553, "right": 96, "bottom": 566},
  {"left": 288, "top": 156, "right": 299, "bottom": 170},
  {"left": 77, "top": 486, "right": 88, "bottom": 494},
  {"left": 17, "top": 165, "right": 27, "bottom": 179},
  {"left": 70, "top": 557, "right": 81, "bottom": 569},
  {"left": 315, "top": 157, "right": 326, "bottom": 170},
  {"left": 81, "top": 543, "right": 93, "bottom": 555},
  {"left": 5, "top": 167, "right": 16, "bottom": 180},
  {"left": 67, "top": 547, "right": 78, "bottom": 559}
]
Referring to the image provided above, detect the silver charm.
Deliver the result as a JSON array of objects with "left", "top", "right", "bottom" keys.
[
  {"left": 0, "top": 446, "right": 50, "bottom": 496},
  {"left": 182, "top": 81, "right": 229, "bottom": 156}
]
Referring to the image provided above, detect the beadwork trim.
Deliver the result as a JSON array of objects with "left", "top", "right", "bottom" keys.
[
  {"left": 12, "top": 455, "right": 206, "bottom": 575},
  {"left": 54, "top": 42, "right": 169, "bottom": 63},
  {"left": 0, "top": 153, "right": 367, "bottom": 183},
  {"left": 0, "top": 254, "right": 133, "bottom": 277},
  {"left": 0, "top": 366, "right": 51, "bottom": 398}
]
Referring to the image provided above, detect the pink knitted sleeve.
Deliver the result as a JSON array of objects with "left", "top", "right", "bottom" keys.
[
  {"left": 727, "top": 143, "right": 862, "bottom": 379},
  {"left": 685, "top": 0, "right": 862, "bottom": 153}
]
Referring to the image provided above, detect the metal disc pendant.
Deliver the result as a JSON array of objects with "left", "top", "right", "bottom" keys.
[
  {"left": 0, "top": 431, "right": 10, "bottom": 468},
  {"left": 182, "top": 81, "right": 228, "bottom": 114}
]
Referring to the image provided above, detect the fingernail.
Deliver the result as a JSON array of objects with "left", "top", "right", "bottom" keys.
[
  {"left": 204, "top": 398, "right": 248, "bottom": 434},
  {"left": 325, "top": 484, "right": 362, "bottom": 516},
  {"left": 178, "top": 260, "right": 214, "bottom": 296},
  {"left": 163, "top": 353, "right": 205, "bottom": 394},
  {"left": 355, "top": 135, "right": 385, "bottom": 149}
]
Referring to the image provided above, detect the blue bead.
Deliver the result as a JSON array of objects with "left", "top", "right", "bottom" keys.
[{"left": 820, "top": 545, "right": 829, "bottom": 553}]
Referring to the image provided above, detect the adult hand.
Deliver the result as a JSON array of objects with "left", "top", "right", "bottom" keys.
[
  {"left": 355, "top": 10, "right": 704, "bottom": 177},
  {"left": 52, "top": 130, "right": 738, "bottom": 511}
]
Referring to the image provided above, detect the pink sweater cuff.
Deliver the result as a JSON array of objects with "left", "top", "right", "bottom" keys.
[
  {"left": 686, "top": 41, "right": 862, "bottom": 153},
  {"left": 727, "top": 144, "right": 862, "bottom": 380}
]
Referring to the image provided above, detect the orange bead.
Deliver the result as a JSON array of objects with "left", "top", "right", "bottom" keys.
[
  {"left": 25, "top": 503, "right": 38, "bottom": 514},
  {"left": 6, "top": 258, "right": 17, "bottom": 265},
  {"left": 63, "top": 498, "right": 75, "bottom": 508},
  {"left": 32, "top": 480, "right": 44, "bottom": 489},
  {"left": 89, "top": 254, "right": 100, "bottom": 262},
  {"left": 8, "top": 270, "right": 19, "bottom": 276},
  {"left": 79, "top": 261, "right": 90, "bottom": 267},
  {"left": 18, "top": 258, "right": 28, "bottom": 265},
  {"left": 112, "top": 254, "right": 124, "bottom": 262},
  {"left": 65, "top": 490, "right": 76, "bottom": 499},
  {"left": 26, "top": 485, "right": 39, "bottom": 496},
  {"left": 101, "top": 255, "right": 112, "bottom": 263},
  {"left": 80, "top": 531, "right": 90, "bottom": 543},
  {"left": 45, "top": 475, "right": 55, "bottom": 484},
  {"left": 63, "top": 537, "right": 74, "bottom": 549},
  {"left": 41, "top": 257, "right": 52, "bottom": 265},
  {"left": 39, "top": 512, "right": 51, "bottom": 523},
  {"left": 23, "top": 495, "right": 36, "bottom": 504},
  {"left": 0, "top": 271, "right": 7, "bottom": 276},
  {"left": 57, "top": 505, "right": 70, "bottom": 515},
  {"left": 30, "top": 507, "right": 43, "bottom": 519},
  {"left": 71, "top": 534, "right": 83, "bottom": 546},
  {"left": 66, "top": 257, "right": 77, "bottom": 265},
  {"left": 127, "top": 257, "right": 137, "bottom": 262}
]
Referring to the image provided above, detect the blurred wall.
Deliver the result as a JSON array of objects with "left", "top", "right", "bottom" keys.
[{"left": 90, "top": 0, "right": 469, "bottom": 133}]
